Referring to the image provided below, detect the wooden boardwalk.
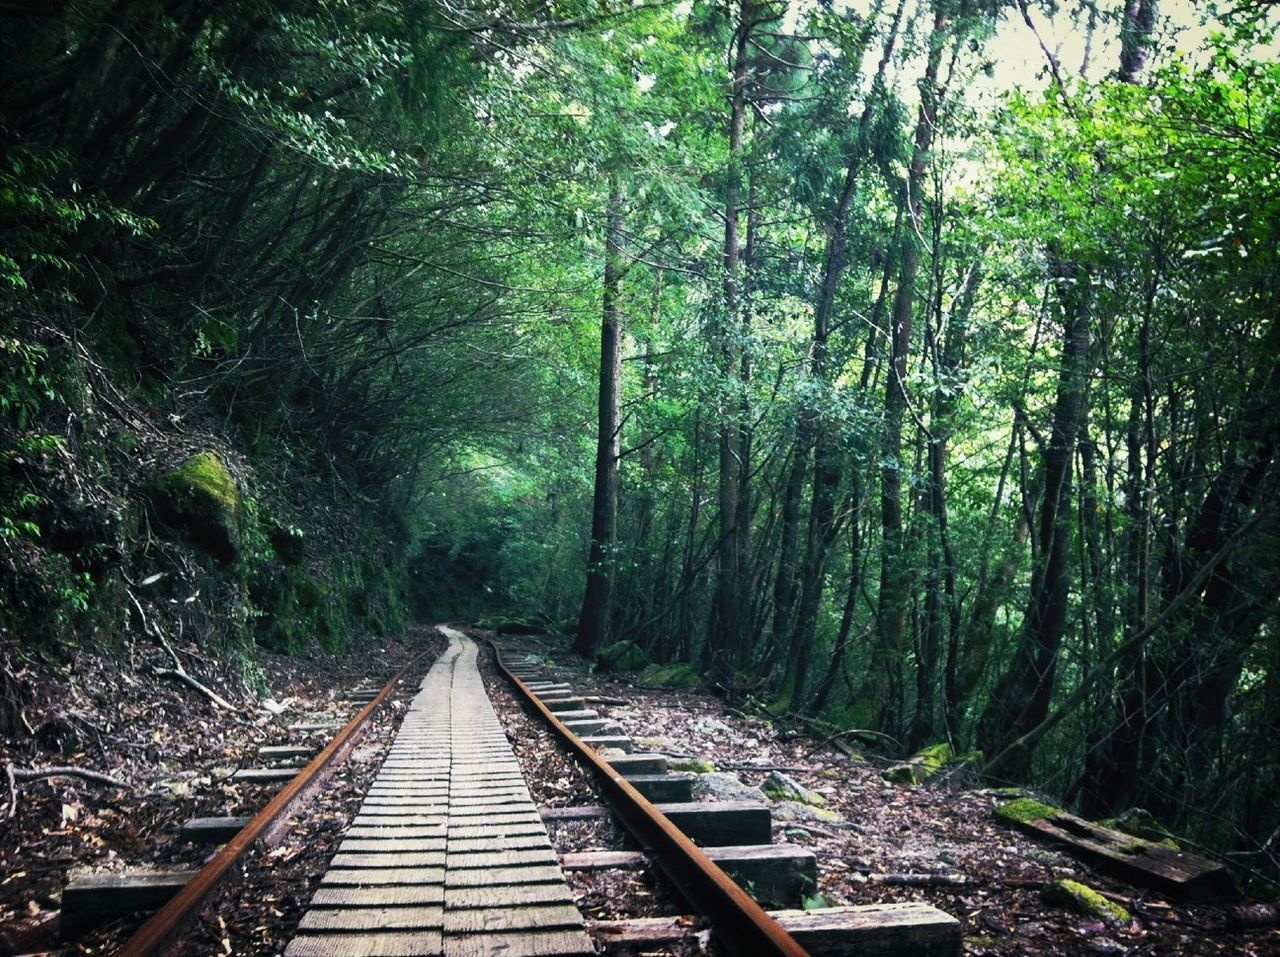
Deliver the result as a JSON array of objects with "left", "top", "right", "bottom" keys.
[{"left": 285, "top": 628, "right": 593, "bottom": 957}]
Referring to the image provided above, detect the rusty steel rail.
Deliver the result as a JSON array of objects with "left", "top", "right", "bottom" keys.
[
  {"left": 117, "top": 653, "right": 426, "bottom": 957},
  {"left": 488, "top": 640, "right": 809, "bottom": 957}
]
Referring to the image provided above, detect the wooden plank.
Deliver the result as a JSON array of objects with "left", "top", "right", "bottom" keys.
[
  {"left": 446, "top": 883, "right": 576, "bottom": 909},
  {"left": 540, "top": 806, "right": 607, "bottom": 822},
  {"left": 321, "top": 867, "right": 445, "bottom": 885},
  {"left": 297, "top": 906, "right": 444, "bottom": 932},
  {"left": 545, "top": 709, "right": 599, "bottom": 722},
  {"left": 351, "top": 814, "right": 446, "bottom": 828},
  {"left": 336, "top": 840, "right": 446, "bottom": 856},
  {"left": 449, "top": 834, "right": 551, "bottom": 853},
  {"left": 259, "top": 745, "right": 316, "bottom": 760},
  {"left": 589, "top": 904, "right": 961, "bottom": 957},
  {"left": 1010, "top": 810, "right": 1234, "bottom": 900},
  {"left": 231, "top": 767, "right": 297, "bottom": 783},
  {"left": 447, "top": 808, "right": 541, "bottom": 824},
  {"left": 445, "top": 849, "right": 559, "bottom": 870},
  {"left": 580, "top": 735, "right": 632, "bottom": 753},
  {"left": 559, "top": 851, "right": 647, "bottom": 871},
  {"left": 448, "top": 821, "right": 548, "bottom": 839},
  {"left": 444, "top": 929, "right": 593, "bottom": 957},
  {"left": 445, "top": 864, "right": 567, "bottom": 887},
  {"left": 704, "top": 844, "right": 817, "bottom": 908},
  {"left": 345, "top": 825, "right": 445, "bottom": 839},
  {"left": 774, "top": 903, "right": 962, "bottom": 957},
  {"left": 61, "top": 869, "right": 197, "bottom": 936},
  {"left": 606, "top": 753, "right": 668, "bottom": 775},
  {"left": 284, "top": 931, "right": 443, "bottom": 956},
  {"left": 623, "top": 773, "right": 694, "bottom": 803},
  {"left": 653, "top": 801, "right": 772, "bottom": 846},
  {"left": 443, "top": 904, "right": 584, "bottom": 934},
  {"left": 562, "top": 719, "right": 608, "bottom": 735},
  {"left": 310, "top": 885, "right": 444, "bottom": 907},
  {"left": 543, "top": 698, "right": 588, "bottom": 712},
  {"left": 330, "top": 850, "right": 447, "bottom": 868},
  {"left": 180, "top": 816, "right": 250, "bottom": 844}
]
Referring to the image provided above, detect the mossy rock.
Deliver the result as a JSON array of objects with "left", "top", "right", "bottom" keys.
[
  {"left": 149, "top": 452, "right": 241, "bottom": 562},
  {"left": 668, "top": 757, "right": 715, "bottom": 773},
  {"left": 637, "top": 662, "right": 701, "bottom": 689},
  {"left": 995, "top": 797, "right": 1062, "bottom": 824},
  {"left": 1041, "top": 879, "right": 1130, "bottom": 924},
  {"left": 762, "top": 770, "right": 826, "bottom": 806},
  {"left": 884, "top": 742, "right": 953, "bottom": 785},
  {"left": 596, "top": 640, "right": 650, "bottom": 673}
]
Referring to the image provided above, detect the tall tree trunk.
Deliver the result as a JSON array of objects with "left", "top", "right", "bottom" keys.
[
  {"left": 707, "top": 0, "right": 755, "bottom": 677},
  {"left": 866, "top": 2, "right": 947, "bottom": 736},
  {"left": 574, "top": 181, "right": 626, "bottom": 658},
  {"left": 915, "top": 264, "right": 978, "bottom": 747},
  {"left": 976, "top": 256, "right": 1093, "bottom": 776}
]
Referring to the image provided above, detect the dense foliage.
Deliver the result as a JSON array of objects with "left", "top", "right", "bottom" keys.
[{"left": 2, "top": 0, "right": 1277, "bottom": 878}]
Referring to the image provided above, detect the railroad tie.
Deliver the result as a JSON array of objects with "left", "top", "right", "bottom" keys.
[{"left": 285, "top": 630, "right": 593, "bottom": 957}]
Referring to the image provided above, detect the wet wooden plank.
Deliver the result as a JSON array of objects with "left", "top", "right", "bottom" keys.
[{"left": 1010, "top": 811, "right": 1235, "bottom": 900}]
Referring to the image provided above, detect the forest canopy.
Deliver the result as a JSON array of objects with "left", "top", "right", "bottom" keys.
[{"left": 2, "top": 0, "right": 1278, "bottom": 877}]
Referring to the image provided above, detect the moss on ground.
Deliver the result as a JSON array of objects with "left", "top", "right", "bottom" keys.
[
  {"left": 669, "top": 758, "right": 716, "bottom": 773},
  {"left": 1041, "top": 879, "right": 1131, "bottom": 923},
  {"left": 637, "top": 662, "right": 701, "bottom": 688},
  {"left": 995, "top": 797, "right": 1061, "bottom": 824}
]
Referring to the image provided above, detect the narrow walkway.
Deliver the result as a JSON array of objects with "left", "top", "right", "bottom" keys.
[{"left": 285, "top": 628, "right": 592, "bottom": 957}]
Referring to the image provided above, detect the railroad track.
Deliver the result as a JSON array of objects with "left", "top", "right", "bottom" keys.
[{"left": 86, "top": 625, "right": 960, "bottom": 956}]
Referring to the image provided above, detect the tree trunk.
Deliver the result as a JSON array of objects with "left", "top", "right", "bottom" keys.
[
  {"left": 574, "top": 181, "right": 626, "bottom": 658},
  {"left": 866, "top": 3, "right": 947, "bottom": 736},
  {"left": 708, "top": 0, "right": 755, "bottom": 678},
  {"left": 976, "top": 257, "right": 1093, "bottom": 776}
]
